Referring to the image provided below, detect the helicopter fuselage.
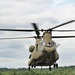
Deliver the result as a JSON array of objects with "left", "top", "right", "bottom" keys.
[{"left": 28, "top": 38, "right": 59, "bottom": 70}]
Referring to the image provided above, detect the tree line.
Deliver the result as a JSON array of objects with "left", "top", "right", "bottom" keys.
[{"left": 0, "top": 66, "right": 75, "bottom": 75}]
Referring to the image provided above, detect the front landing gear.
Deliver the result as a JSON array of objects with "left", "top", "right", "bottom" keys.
[
  {"left": 28, "top": 66, "right": 31, "bottom": 71},
  {"left": 49, "top": 66, "right": 51, "bottom": 71}
]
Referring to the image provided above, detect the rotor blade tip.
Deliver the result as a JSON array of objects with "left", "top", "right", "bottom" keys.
[
  {"left": 31, "top": 23, "right": 36, "bottom": 25},
  {"left": 72, "top": 20, "right": 75, "bottom": 22}
]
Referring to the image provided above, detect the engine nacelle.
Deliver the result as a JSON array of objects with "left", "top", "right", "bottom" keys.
[{"left": 29, "top": 45, "right": 35, "bottom": 52}]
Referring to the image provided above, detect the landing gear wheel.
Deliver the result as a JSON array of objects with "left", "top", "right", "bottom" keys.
[
  {"left": 53, "top": 63, "right": 58, "bottom": 68},
  {"left": 56, "top": 63, "right": 58, "bottom": 68},
  {"left": 31, "top": 65, "right": 33, "bottom": 68},
  {"left": 34, "top": 65, "right": 36, "bottom": 68},
  {"left": 32, "top": 61, "right": 36, "bottom": 68},
  {"left": 49, "top": 66, "right": 51, "bottom": 71},
  {"left": 54, "top": 64, "right": 56, "bottom": 68},
  {"left": 28, "top": 66, "right": 31, "bottom": 71}
]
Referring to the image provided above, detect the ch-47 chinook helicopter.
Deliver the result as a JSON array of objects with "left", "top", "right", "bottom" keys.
[{"left": 0, "top": 20, "right": 75, "bottom": 71}]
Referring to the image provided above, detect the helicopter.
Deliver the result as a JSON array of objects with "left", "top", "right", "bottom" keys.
[{"left": 0, "top": 20, "right": 75, "bottom": 71}]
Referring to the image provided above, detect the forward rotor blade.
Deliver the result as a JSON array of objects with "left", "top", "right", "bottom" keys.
[
  {"left": 32, "top": 23, "right": 40, "bottom": 36},
  {"left": 53, "top": 30, "right": 75, "bottom": 32},
  {"left": 0, "top": 29, "right": 35, "bottom": 32},
  {"left": 0, "top": 36, "right": 36, "bottom": 40},
  {"left": 51, "top": 20, "right": 75, "bottom": 30},
  {"left": 52, "top": 36, "right": 75, "bottom": 38}
]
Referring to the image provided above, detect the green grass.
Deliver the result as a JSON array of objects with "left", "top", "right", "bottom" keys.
[{"left": 0, "top": 66, "right": 75, "bottom": 75}]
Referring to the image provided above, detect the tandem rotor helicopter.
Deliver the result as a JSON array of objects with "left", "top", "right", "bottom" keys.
[{"left": 0, "top": 20, "right": 75, "bottom": 71}]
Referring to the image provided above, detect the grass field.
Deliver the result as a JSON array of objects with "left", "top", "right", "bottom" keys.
[{"left": 0, "top": 66, "right": 75, "bottom": 75}]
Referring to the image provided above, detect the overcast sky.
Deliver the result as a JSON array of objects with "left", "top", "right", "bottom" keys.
[{"left": 0, "top": 0, "right": 75, "bottom": 68}]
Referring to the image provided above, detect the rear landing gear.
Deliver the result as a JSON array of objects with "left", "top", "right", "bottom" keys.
[
  {"left": 53, "top": 63, "right": 58, "bottom": 68},
  {"left": 56, "top": 63, "right": 58, "bottom": 68}
]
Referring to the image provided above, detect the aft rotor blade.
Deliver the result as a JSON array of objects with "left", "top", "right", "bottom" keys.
[
  {"left": 51, "top": 20, "right": 75, "bottom": 30},
  {"left": 32, "top": 23, "right": 40, "bottom": 37},
  {"left": 0, "top": 29, "right": 35, "bottom": 32},
  {"left": 0, "top": 36, "right": 36, "bottom": 40},
  {"left": 53, "top": 30, "right": 75, "bottom": 32},
  {"left": 52, "top": 36, "right": 75, "bottom": 38}
]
